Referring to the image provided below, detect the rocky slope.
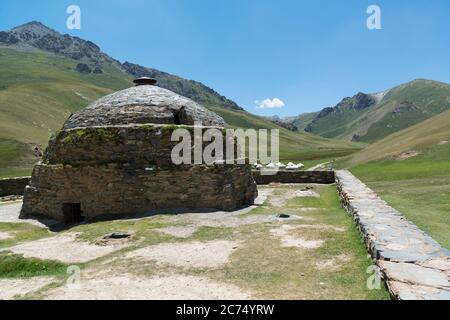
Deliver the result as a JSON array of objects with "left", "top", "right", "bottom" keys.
[
  {"left": 1, "top": 21, "right": 121, "bottom": 69},
  {"left": 265, "top": 116, "right": 298, "bottom": 131},
  {"left": 305, "top": 92, "right": 376, "bottom": 134},
  {"left": 281, "top": 112, "right": 318, "bottom": 132},
  {"left": 122, "top": 62, "right": 243, "bottom": 111},
  {"left": 300, "top": 80, "right": 450, "bottom": 142}
]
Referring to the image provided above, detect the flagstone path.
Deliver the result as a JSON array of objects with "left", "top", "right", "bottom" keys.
[{"left": 336, "top": 170, "right": 450, "bottom": 300}]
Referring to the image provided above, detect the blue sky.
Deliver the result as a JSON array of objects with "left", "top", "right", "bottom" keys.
[{"left": 1, "top": 0, "right": 449, "bottom": 116}]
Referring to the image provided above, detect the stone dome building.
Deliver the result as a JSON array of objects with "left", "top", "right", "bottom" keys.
[{"left": 20, "top": 78, "right": 257, "bottom": 223}]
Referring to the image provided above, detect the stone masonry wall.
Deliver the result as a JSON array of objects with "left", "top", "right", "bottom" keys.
[
  {"left": 0, "top": 177, "right": 30, "bottom": 196},
  {"left": 44, "top": 125, "right": 235, "bottom": 168},
  {"left": 21, "top": 163, "right": 257, "bottom": 221},
  {"left": 252, "top": 170, "right": 335, "bottom": 185}
]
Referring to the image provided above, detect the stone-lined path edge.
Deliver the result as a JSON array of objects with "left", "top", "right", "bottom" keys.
[{"left": 335, "top": 170, "right": 450, "bottom": 300}]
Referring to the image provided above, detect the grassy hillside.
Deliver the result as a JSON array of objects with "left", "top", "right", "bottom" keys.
[
  {"left": 338, "top": 108, "right": 450, "bottom": 167},
  {"left": 0, "top": 47, "right": 361, "bottom": 178},
  {"left": 211, "top": 106, "right": 361, "bottom": 165},
  {"left": 0, "top": 47, "right": 132, "bottom": 177},
  {"left": 306, "top": 79, "right": 450, "bottom": 143},
  {"left": 338, "top": 110, "right": 450, "bottom": 248}
]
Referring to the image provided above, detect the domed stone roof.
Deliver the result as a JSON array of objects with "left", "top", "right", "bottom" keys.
[
  {"left": 63, "top": 81, "right": 226, "bottom": 129},
  {"left": 21, "top": 78, "right": 257, "bottom": 222}
]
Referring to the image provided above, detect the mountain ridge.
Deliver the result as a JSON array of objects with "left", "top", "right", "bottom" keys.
[
  {"left": 3, "top": 21, "right": 449, "bottom": 140},
  {"left": 0, "top": 21, "right": 361, "bottom": 177},
  {"left": 122, "top": 61, "right": 243, "bottom": 111},
  {"left": 0, "top": 21, "right": 243, "bottom": 111},
  {"left": 280, "top": 79, "right": 450, "bottom": 142}
]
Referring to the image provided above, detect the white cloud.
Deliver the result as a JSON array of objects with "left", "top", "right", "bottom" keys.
[{"left": 255, "top": 98, "right": 285, "bottom": 109}]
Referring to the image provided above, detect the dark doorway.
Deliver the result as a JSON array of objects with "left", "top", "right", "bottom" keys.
[
  {"left": 62, "top": 203, "right": 84, "bottom": 224},
  {"left": 173, "top": 107, "right": 187, "bottom": 125}
]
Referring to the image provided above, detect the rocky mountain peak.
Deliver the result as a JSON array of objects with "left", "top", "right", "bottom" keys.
[
  {"left": 335, "top": 92, "right": 376, "bottom": 112},
  {"left": 0, "top": 21, "right": 245, "bottom": 111},
  {"left": 122, "top": 61, "right": 243, "bottom": 111},
  {"left": 0, "top": 21, "right": 112, "bottom": 66},
  {"left": 305, "top": 92, "right": 377, "bottom": 133},
  {"left": 10, "top": 21, "right": 58, "bottom": 39}
]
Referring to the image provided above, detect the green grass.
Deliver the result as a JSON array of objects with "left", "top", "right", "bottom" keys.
[
  {"left": 0, "top": 222, "right": 52, "bottom": 249},
  {"left": 350, "top": 148, "right": 450, "bottom": 249},
  {"left": 0, "top": 139, "right": 30, "bottom": 166},
  {"left": 349, "top": 145, "right": 450, "bottom": 181},
  {"left": 65, "top": 217, "right": 236, "bottom": 247},
  {"left": 286, "top": 185, "right": 342, "bottom": 209},
  {"left": 0, "top": 139, "right": 36, "bottom": 178},
  {"left": 0, "top": 168, "right": 32, "bottom": 179},
  {"left": 0, "top": 47, "right": 132, "bottom": 177},
  {"left": 0, "top": 252, "right": 67, "bottom": 279},
  {"left": 68, "top": 217, "right": 176, "bottom": 244},
  {"left": 218, "top": 184, "right": 389, "bottom": 299},
  {"left": 189, "top": 226, "right": 235, "bottom": 241}
]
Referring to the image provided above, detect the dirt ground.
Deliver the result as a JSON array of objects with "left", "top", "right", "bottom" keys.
[
  {"left": 45, "top": 274, "right": 251, "bottom": 300},
  {"left": 270, "top": 224, "right": 324, "bottom": 249},
  {"left": 155, "top": 225, "right": 197, "bottom": 238},
  {"left": 0, "top": 201, "right": 55, "bottom": 228},
  {"left": 396, "top": 150, "right": 420, "bottom": 160},
  {"left": 0, "top": 231, "right": 14, "bottom": 240},
  {"left": 126, "top": 240, "right": 240, "bottom": 268},
  {"left": 0, "top": 277, "right": 55, "bottom": 300},
  {"left": 2, "top": 232, "right": 128, "bottom": 263},
  {"left": 0, "top": 184, "right": 389, "bottom": 300}
]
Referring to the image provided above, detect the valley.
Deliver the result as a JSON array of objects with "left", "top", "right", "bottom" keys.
[
  {"left": 0, "top": 14, "right": 448, "bottom": 301},
  {"left": 337, "top": 110, "right": 450, "bottom": 248},
  {"left": 0, "top": 42, "right": 360, "bottom": 177},
  {"left": 281, "top": 79, "right": 450, "bottom": 143},
  {"left": 0, "top": 22, "right": 448, "bottom": 249}
]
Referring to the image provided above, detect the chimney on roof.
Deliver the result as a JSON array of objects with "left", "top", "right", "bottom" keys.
[{"left": 133, "top": 77, "right": 157, "bottom": 86}]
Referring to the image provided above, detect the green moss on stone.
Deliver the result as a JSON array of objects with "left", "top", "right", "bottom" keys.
[
  {"left": 59, "top": 128, "right": 123, "bottom": 145},
  {"left": 161, "top": 125, "right": 195, "bottom": 135},
  {"left": 141, "top": 125, "right": 158, "bottom": 132},
  {"left": 75, "top": 129, "right": 87, "bottom": 138}
]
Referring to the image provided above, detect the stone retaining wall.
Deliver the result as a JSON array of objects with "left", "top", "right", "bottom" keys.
[
  {"left": 22, "top": 123, "right": 258, "bottom": 222},
  {"left": 0, "top": 177, "right": 30, "bottom": 196},
  {"left": 252, "top": 170, "right": 335, "bottom": 185},
  {"left": 21, "top": 164, "right": 256, "bottom": 222},
  {"left": 335, "top": 170, "right": 450, "bottom": 300}
]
